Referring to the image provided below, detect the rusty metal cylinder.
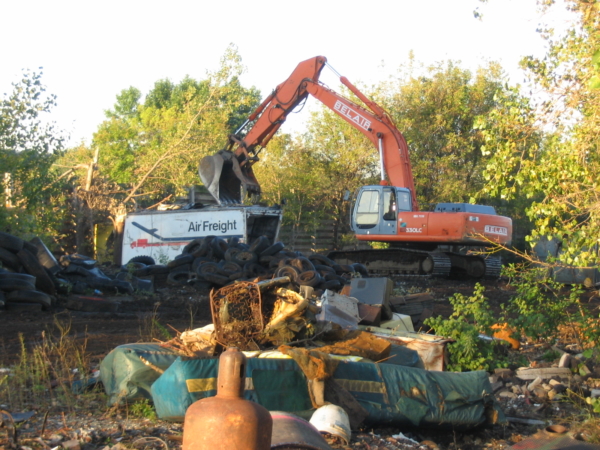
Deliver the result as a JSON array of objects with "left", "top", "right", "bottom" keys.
[{"left": 182, "top": 347, "right": 273, "bottom": 450}]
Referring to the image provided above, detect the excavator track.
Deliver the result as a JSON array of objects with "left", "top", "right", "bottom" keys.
[
  {"left": 327, "top": 248, "right": 452, "bottom": 278},
  {"left": 327, "top": 248, "right": 499, "bottom": 279},
  {"left": 444, "top": 253, "right": 503, "bottom": 279},
  {"left": 483, "top": 256, "right": 502, "bottom": 279}
]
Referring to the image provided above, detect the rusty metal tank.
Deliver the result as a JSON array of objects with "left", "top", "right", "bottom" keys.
[{"left": 182, "top": 347, "right": 273, "bottom": 450}]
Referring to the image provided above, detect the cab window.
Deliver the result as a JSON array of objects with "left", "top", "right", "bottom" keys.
[
  {"left": 355, "top": 190, "right": 380, "bottom": 228},
  {"left": 382, "top": 189, "right": 396, "bottom": 221},
  {"left": 397, "top": 190, "right": 411, "bottom": 212}
]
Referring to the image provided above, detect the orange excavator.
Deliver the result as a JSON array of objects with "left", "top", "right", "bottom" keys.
[{"left": 199, "top": 56, "right": 512, "bottom": 277}]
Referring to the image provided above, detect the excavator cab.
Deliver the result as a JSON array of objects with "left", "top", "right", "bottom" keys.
[{"left": 351, "top": 186, "right": 412, "bottom": 236}]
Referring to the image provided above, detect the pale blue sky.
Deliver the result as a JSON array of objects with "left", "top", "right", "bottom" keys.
[{"left": 1, "top": 0, "right": 572, "bottom": 146}]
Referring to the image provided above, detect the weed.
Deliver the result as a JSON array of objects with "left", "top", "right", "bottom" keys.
[
  {"left": 541, "top": 349, "right": 561, "bottom": 362},
  {"left": 0, "top": 313, "right": 105, "bottom": 411},
  {"left": 565, "top": 387, "right": 600, "bottom": 421},
  {"left": 424, "top": 283, "right": 508, "bottom": 372},
  {"left": 559, "top": 390, "right": 600, "bottom": 443},
  {"left": 155, "top": 250, "right": 170, "bottom": 266},
  {"left": 502, "top": 264, "right": 595, "bottom": 345},
  {"left": 139, "top": 303, "right": 172, "bottom": 341},
  {"left": 583, "top": 348, "right": 600, "bottom": 362},
  {"left": 129, "top": 399, "right": 157, "bottom": 420},
  {"left": 586, "top": 397, "right": 600, "bottom": 414},
  {"left": 509, "top": 353, "right": 530, "bottom": 369}
]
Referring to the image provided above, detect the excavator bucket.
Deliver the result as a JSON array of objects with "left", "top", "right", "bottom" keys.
[
  {"left": 199, "top": 150, "right": 261, "bottom": 205},
  {"left": 199, "top": 153, "right": 226, "bottom": 202}
]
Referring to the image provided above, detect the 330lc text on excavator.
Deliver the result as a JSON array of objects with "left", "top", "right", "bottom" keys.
[{"left": 199, "top": 56, "right": 512, "bottom": 278}]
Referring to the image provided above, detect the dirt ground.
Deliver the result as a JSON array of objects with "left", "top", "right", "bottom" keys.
[{"left": 1, "top": 277, "right": 600, "bottom": 450}]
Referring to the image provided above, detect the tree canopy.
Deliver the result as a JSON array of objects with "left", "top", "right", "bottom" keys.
[
  {"left": 479, "top": 0, "right": 600, "bottom": 267},
  {"left": 0, "top": 70, "right": 66, "bottom": 236},
  {"left": 93, "top": 45, "right": 261, "bottom": 208},
  {"left": 376, "top": 59, "right": 524, "bottom": 207}
]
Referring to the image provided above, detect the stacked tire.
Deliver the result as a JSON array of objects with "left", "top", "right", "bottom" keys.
[
  {"left": 0, "top": 232, "right": 54, "bottom": 311},
  {"left": 146, "top": 235, "right": 368, "bottom": 293},
  {"left": 0, "top": 231, "right": 137, "bottom": 312},
  {"left": 61, "top": 254, "right": 134, "bottom": 295}
]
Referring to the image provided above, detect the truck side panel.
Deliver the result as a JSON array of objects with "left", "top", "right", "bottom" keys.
[{"left": 122, "top": 209, "right": 246, "bottom": 264}]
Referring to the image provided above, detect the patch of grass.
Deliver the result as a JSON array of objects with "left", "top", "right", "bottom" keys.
[
  {"left": 129, "top": 399, "right": 157, "bottom": 420},
  {"left": 0, "top": 313, "right": 105, "bottom": 412}
]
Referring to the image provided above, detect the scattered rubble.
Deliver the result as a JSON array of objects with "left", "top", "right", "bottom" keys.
[{"left": 3, "top": 232, "right": 600, "bottom": 449}]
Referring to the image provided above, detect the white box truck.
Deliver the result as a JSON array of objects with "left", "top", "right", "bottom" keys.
[{"left": 122, "top": 205, "right": 282, "bottom": 264}]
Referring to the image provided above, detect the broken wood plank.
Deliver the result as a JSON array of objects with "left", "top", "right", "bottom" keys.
[{"left": 515, "top": 367, "right": 572, "bottom": 380}]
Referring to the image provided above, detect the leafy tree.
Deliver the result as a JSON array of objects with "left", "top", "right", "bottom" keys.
[
  {"left": 256, "top": 134, "right": 327, "bottom": 235},
  {"left": 257, "top": 90, "right": 380, "bottom": 250},
  {"left": 94, "top": 46, "right": 261, "bottom": 205},
  {"left": 377, "top": 59, "right": 521, "bottom": 207},
  {"left": 0, "top": 70, "right": 66, "bottom": 237},
  {"left": 479, "top": 0, "right": 600, "bottom": 268},
  {"left": 475, "top": 0, "right": 600, "bottom": 346},
  {"left": 90, "top": 45, "right": 262, "bottom": 262}
]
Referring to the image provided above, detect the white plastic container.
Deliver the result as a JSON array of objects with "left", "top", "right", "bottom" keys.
[
  {"left": 309, "top": 404, "right": 351, "bottom": 444},
  {"left": 380, "top": 313, "right": 414, "bottom": 332}
]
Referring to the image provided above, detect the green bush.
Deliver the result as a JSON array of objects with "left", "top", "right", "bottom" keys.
[
  {"left": 425, "top": 283, "right": 508, "bottom": 372},
  {"left": 502, "top": 263, "right": 590, "bottom": 345}
]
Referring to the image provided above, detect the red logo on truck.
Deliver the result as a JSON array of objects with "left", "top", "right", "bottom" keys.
[{"left": 130, "top": 239, "right": 188, "bottom": 249}]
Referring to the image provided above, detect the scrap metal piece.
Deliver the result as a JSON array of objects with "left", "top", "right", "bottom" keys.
[
  {"left": 210, "top": 282, "right": 264, "bottom": 350},
  {"left": 270, "top": 411, "right": 333, "bottom": 450},
  {"left": 263, "top": 288, "right": 308, "bottom": 335}
]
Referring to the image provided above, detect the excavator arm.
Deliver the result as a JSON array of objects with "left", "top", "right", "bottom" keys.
[
  {"left": 199, "top": 56, "right": 327, "bottom": 204},
  {"left": 199, "top": 56, "right": 418, "bottom": 209},
  {"left": 303, "top": 76, "right": 418, "bottom": 210}
]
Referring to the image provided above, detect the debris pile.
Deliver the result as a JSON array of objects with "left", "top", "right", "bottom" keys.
[{"left": 490, "top": 346, "right": 600, "bottom": 425}]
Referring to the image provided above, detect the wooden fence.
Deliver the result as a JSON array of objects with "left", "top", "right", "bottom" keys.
[{"left": 278, "top": 217, "right": 370, "bottom": 254}]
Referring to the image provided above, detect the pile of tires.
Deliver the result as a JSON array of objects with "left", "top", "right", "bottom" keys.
[
  {"left": 117, "top": 255, "right": 169, "bottom": 291},
  {"left": 130, "top": 235, "right": 369, "bottom": 293},
  {"left": 0, "top": 231, "right": 136, "bottom": 312},
  {"left": 0, "top": 232, "right": 56, "bottom": 310},
  {"left": 59, "top": 254, "right": 134, "bottom": 295}
]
